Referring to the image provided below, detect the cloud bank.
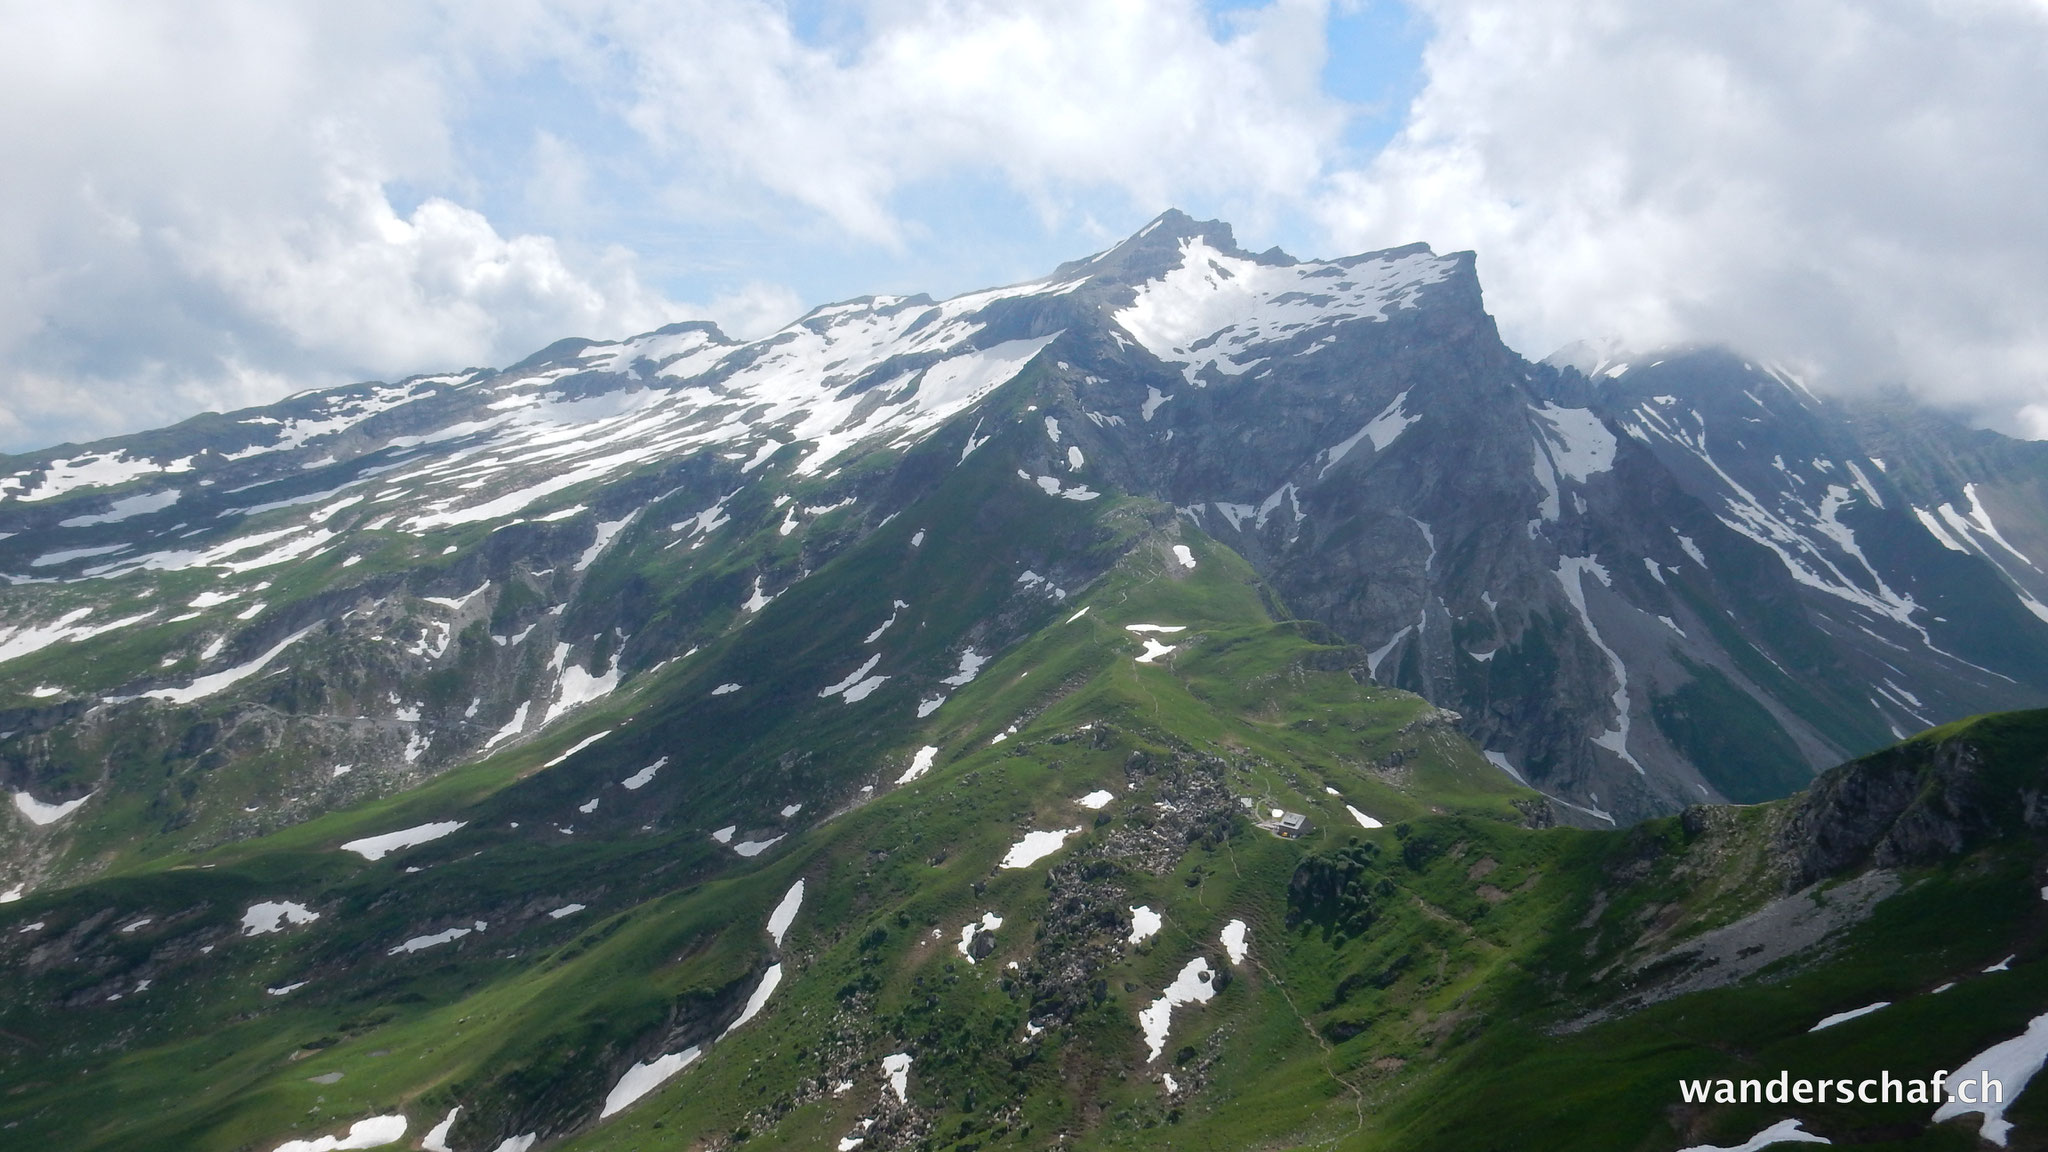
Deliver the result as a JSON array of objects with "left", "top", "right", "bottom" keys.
[{"left": 1325, "top": 0, "right": 2048, "bottom": 436}]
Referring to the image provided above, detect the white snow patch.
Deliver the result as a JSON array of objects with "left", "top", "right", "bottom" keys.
[
  {"left": 1141, "top": 386, "right": 1172, "bottom": 420},
  {"left": 1077, "top": 789, "right": 1114, "bottom": 810},
  {"left": 59, "top": 488, "right": 182, "bottom": 527},
  {"left": 1346, "top": 805, "right": 1384, "bottom": 830},
  {"left": 340, "top": 820, "right": 465, "bottom": 861},
  {"left": 733, "top": 835, "right": 784, "bottom": 857},
  {"left": 820, "top": 654, "right": 883, "bottom": 697},
  {"left": 1135, "top": 638, "right": 1176, "bottom": 664},
  {"left": 543, "top": 658, "right": 620, "bottom": 726},
  {"left": 1125, "top": 624, "right": 1185, "bottom": 633},
  {"left": 1139, "top": 957, "right": 1219, "bottom": 1061},
  {"left": 1809, "top": 1001, "right": 1890, "bottom": 1031},
  {"left": 266, "top": 1114, "right": 407, "bottom": 1152},
  {"left": 915, "top": 695, "right": 946, "bottom": 717},
  {"left": 601, "top": 1047, "right": 701, "bottom": 1118},
  {"left": 712, "top": 825, "right": 737, "bottom": 843},
  {"left": 1554, "top": 557, "right": 1645, "bottom": 775},
  {"left": 423, "top": 1107, "right": 460, "bottom": 1152},
  {"left": 548, "top": 903, "right": 586, "bottom": 919},
  {"left": 1128, "top": 905, "right": 1163, "bottom": 944},
  {"left": 864, "top": 600, "right": 908, "bottom": 643},
  {"left": 712, "top": 682, "right": 742, "bottom": 696},
  {"left": 1220, "top": 919, "right": 1249, "bottom": 964},
  {"left": 543, "top": 730, "right": 613, "bottom": 768},
  {"left": 621, "top": 757, "right": 667, "bottom": 789},
  {"left": 722, "top": 963, "right": 783, "bottom": 1035},
  {"left": 1319, "top": 391, "right": 1417, "bottom": 478},
  {"left": 1676, "top": 533, "right": 1707, "bottom": 567},
  {"left": 242, "top": 901, "right": 320, "bottom": 936},
  {"left": 898, "top": 746, "right": 939, "bottom": 784},
  {"left": 142, "top": 624, "right": 319, "bottom": 705},
  {"left": 1000, "top": 828, "right": 1080, "bottom": 869},
  {"left": 841, "top": 675, "right": 889, "bottom": 702},
  {"left": 957, "top": 911, "right": 1004, "bottom": 961},
  {"left": 483, "top": 702, "right": 531, "bottom": 750},
  {"left": 1171, "top": 544, "right": 1196, "bottom": 569},
  {"left": 767, "top": 879, "right": 805, "bottom": 946},
  {"left": 1931, "top": 1009, "right": 2048, "bottom": 1146},
  {"left": 13, "top": 790, "right": 91, "bottom": 825},
  {"left": 882, "top": 1053, "right": 913, "bottom": 1103},
  {"left": 389, "top": 926, "right": 472, "bottom": 955},
  {"left": 939, "top": 649, "right": 986, "bottom": 686}
]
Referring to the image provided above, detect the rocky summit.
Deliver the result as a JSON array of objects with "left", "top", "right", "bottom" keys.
[{"left": 4, "top": 213, "right": 2048, "bottom": 1151}]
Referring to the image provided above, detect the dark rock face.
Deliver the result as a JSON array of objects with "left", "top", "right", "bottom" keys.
[{"left": 1780, "top": 710, "right": 2048, "bottom": 888}]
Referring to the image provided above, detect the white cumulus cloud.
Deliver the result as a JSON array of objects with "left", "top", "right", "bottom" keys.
[{"left": 1320, "top": 0, "right": 2048, "bottom": 431}]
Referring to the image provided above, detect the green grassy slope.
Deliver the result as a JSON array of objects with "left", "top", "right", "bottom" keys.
[{"left": 5, "top": 467, "right": 2048, "bottom": 1151}]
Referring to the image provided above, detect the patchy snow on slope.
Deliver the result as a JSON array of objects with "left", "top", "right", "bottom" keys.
[
  {"left": 939, "top": 648, "right": 986, "bottom": 686},
  {"left": 141, "top": 624, "right": 319, "bottom": 705},
  {"left": 389, "top": 926, "right": 473, "bottom": 955},
  {"left": 1000, "top": 828, "right": 1080, "bottom": 869},
  {"left": 13, "top": 790, "right": 92, "bottom": 826},
  {"left": 1135, "top": 639, "right": 1177, "bottom": 664},
  {"left": 483, "top": 702, "right": 531, "bottom": 750},
  {"left": 1142, "top": 386, "right": 1172, "bottom": 421},
  {"left": 767, "top": 880, "right": 805, "bottom": 947},
  {"left": 1128, "top": 905, "right": 1163, "bottom": 944},
  {"left": 898, "top": 746, "right": 939, "bottom": 784},
  {"left": 621, "top": 757, "right": 667, "bottom": 789},
  {"left": 542, "top": 729, "right": 613, "bottom": 768},
  {"left": 1530, "top": 404, "right": 1617, "bottom": 481},
  {"left": 722, "top": 963, "right": 784, "bottom": 1035},
  {"left": 957, "top": 911, "right": 1003, "bottom": 962},
  {"left": 58, "top": 488, "right": 182, "bottom": 527},
  {"left": 1220, "top": 920, "right": 1249, "bottom": 964},
  {"left": 0, "top": 606, "right": 160, "bottom": 668},
  {"left": 1172, "top": 544, "right": 1197, "bottom": 569},
  {"left": 340, "top": 820, "right": 466, "bottom": 861},
  {"left": 1139, "top": 957, "right": 1220, "bottom": 1061},
  {"left": 1809, "top": 1001, "right": 1889, "bottom": 1031},
  {"left": 733, "top": 835, "right": 784, "bottom": 857},
  {"left": 1553, "top": 556, "right": 1645, "bottom": 775},
  {"left": 544, "top": 658, "right": 621, "bottom": 725},
  {"left": 266, "top": 1114, "right": 407, "bottom": 1152},
  {"left": 422, "top": 1107, "right": 460, "bottom": 1152},
  {"left": 1319, "top": 390, "right": 1417, "bottom": 478},
  {"left": 1366, "top": 626, "right": 1412, "bottom": 679},
  {"left": 548, "top": 904, "right": 586, "bottom": 919},
  {"left": 1346, "top": 804, "right": 1384, "bottom": 830},
  {"left": 1931, "top": 1009, "right": 2048, "bottom": 1146},
  {"left": 865, "top": 600, "right": 909, "bottom": 643},
  {"left": 1113, "top": 238, "right": 1456, "bottom": 387},
  {"left": 841, "top": 675, "right": 889, "bottom": 702},
  {"left": 882, "top": 1053, "right": 913, "bottom": 1103},
  {"left": 820, "top": 654, "right": 883, "bottom": 697},
  {"left": 602, "top": 1046, "right": 702, "bottom": 1118},
  {"left": 242, "top": 901, "right": 320, "bottom": 936},
  {"left": 1077, "top": 789, "right": 1114, "bottom": 810},
  {"left": 1679, "top": 1115, "right": 1826, "bottom": 1147},
  {"left": 712, "top": 825, "right": 736, "bottom": 844},
  {"left": 712, "top": 683, "right": 742, "bottom": 696}
]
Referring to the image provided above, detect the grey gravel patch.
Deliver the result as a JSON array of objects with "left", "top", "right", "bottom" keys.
[{"left": 1561, "top": 868, "right": 1900, "bottom": 1033}]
